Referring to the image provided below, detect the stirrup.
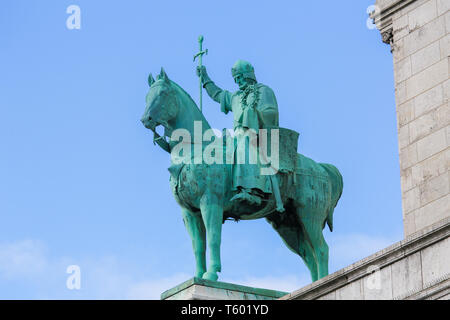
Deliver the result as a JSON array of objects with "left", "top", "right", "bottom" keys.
[{"left": 230, "top": 190, "right": 262, "bottom": 205}]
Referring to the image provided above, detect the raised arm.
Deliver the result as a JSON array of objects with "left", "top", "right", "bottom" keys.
[
  {"left": 197, "top": 66, "right": 232, "bottom": 114},
  {"left": 197, "top": 66, "right": 224, "bottom": 102}
]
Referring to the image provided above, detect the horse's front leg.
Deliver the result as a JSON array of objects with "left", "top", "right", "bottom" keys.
[
  {"left": 181, "top": 208, "right": 206, "bottom": 278},
  {"left": 200, "top": 193, "right": 223, "bottom": 281}
]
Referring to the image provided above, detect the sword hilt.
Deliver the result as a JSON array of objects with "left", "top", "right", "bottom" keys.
[
  {"left": 193, "top": 35, "right": 208, "bottom": 62},
  {"left": 193, "top": 49, "right": 208, "bottom": 62},
  {"left": 193, "top": 35, "right": 208, "bottom": 113}
]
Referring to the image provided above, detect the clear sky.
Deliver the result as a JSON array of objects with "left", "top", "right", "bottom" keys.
[{"left": 0, "top": 0, "right": 404, "bottom": 299}]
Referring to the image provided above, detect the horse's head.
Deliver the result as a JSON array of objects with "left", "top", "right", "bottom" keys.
[{"left": 141, "top": 68, "right": 179, "bottom": 134}]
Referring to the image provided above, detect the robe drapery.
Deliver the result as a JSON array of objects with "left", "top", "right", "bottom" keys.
[{"left": 217, "top": 83, "right": 280, "bottom": 193}]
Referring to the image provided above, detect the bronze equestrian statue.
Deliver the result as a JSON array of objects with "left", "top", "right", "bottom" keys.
[{"left": 141, "top": 63, "right": 343, "bottom": 283}]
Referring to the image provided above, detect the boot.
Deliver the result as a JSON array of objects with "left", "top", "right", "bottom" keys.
[{"left": 230, "top": 188, "right": 262, "bottom": 206}]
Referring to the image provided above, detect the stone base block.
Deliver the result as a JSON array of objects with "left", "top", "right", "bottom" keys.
[{"left": 161, "top": 278, "right": 287, "bottom": 300}]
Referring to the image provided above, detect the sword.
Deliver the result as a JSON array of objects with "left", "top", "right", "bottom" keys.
[{"left": 193, "top": 35, "right": 208, "bottom": 113}]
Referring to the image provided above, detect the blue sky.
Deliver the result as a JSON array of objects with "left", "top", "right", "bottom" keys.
[{"left": 0, "top": 0, "right": 403, "bottom": 299}]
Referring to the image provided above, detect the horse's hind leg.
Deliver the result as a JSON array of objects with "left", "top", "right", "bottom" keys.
[
  {"left": 297, "top": 222, "right": 319, "bottom": 282},
  {"left": 266, "top": 214, "right": 318, "bottom": 282},
  {"left": 181, "top": 208, "right": 206, "bottom": 278},
  {"left": 317, "top": 236, "right": 329, "bottom": 279},
  {"left": 299, "top": 213, "right": 329, "bottom": 280}
]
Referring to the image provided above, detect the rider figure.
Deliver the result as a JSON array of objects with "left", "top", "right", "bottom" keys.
[{"left": 197, "top": 60, "right": 279, "bottom": 206}]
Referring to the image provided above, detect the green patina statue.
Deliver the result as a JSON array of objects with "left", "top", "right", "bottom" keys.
[
  {"left": 141, "top": 56, "right": 343, "bottom": 283},
  {"left": 197, "top": 60, "right": 280, "bottom": 208}
]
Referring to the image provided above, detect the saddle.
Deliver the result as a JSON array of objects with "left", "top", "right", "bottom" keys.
[{"left": 229, "top": 127, "right": 300, "bottom": 220}]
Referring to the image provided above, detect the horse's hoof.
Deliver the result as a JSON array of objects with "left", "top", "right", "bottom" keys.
[
  {"left": 195, "top": 271, "right": 206, "bottom": 278},
  {"left": 202, "top": 272, "right": 218, "bottom": 281}
]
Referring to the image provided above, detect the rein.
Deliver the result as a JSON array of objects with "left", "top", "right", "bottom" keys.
[{"left": 152, "top": 130, "right": 170, "bottom": 153}]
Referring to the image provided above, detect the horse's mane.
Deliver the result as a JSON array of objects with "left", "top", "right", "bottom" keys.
[
  {"left": 169, "top": 80, "right": 210, "bottom": 128},
  {"left": 150, "top": 78, "right": 211, "bottom": 131},
  {"left": 170, "top": 80, "right": 198, "bottom": 109}
]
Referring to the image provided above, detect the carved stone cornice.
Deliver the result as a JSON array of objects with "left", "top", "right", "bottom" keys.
[
  {"left": 370, "top": 0, "right": 418, "bottom": 51},
  {"left": 382, "top": 28, "right": 394, "bottom": 52}
]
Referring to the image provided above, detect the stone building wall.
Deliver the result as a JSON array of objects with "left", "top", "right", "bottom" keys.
[
  {"left": 282, "top": 218, "right": 449, "bottom": 300},
  {"left": 282, "top": 0, "right": 450, "bottom": 300},
  {"left": 373, "top": 0, "right": 449, "bottom": 237}
]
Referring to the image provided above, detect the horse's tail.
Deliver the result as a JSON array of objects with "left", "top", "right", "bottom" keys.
[{"left": 320, "top": 163, "right": 343, "bottom": 232}]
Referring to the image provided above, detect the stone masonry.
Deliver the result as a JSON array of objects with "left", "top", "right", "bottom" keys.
[
  {"left": 282, "top": 218, "right": 449, "bottom": 300},
  {"left": 372, "top": 0, "right": 449, "bottom": 237},
  {"left": 281, "top": 0, "right": 450, "bottom": 300}
]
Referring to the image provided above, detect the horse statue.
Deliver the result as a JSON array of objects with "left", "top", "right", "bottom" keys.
[{"left": 141, "top": 68, "right": 343, "bottom": 282}]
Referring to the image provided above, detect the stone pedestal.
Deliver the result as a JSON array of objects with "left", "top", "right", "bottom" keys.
[{"left": 161, "top": 277, "right": 287, "bottom": 300}]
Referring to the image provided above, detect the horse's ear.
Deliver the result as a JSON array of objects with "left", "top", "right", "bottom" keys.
[
  {"left": 158, "top": 67, "right": 169, "bottom": 82},
  {"left": 148, "top": 73, "right": 155, "bottom": 87}
]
